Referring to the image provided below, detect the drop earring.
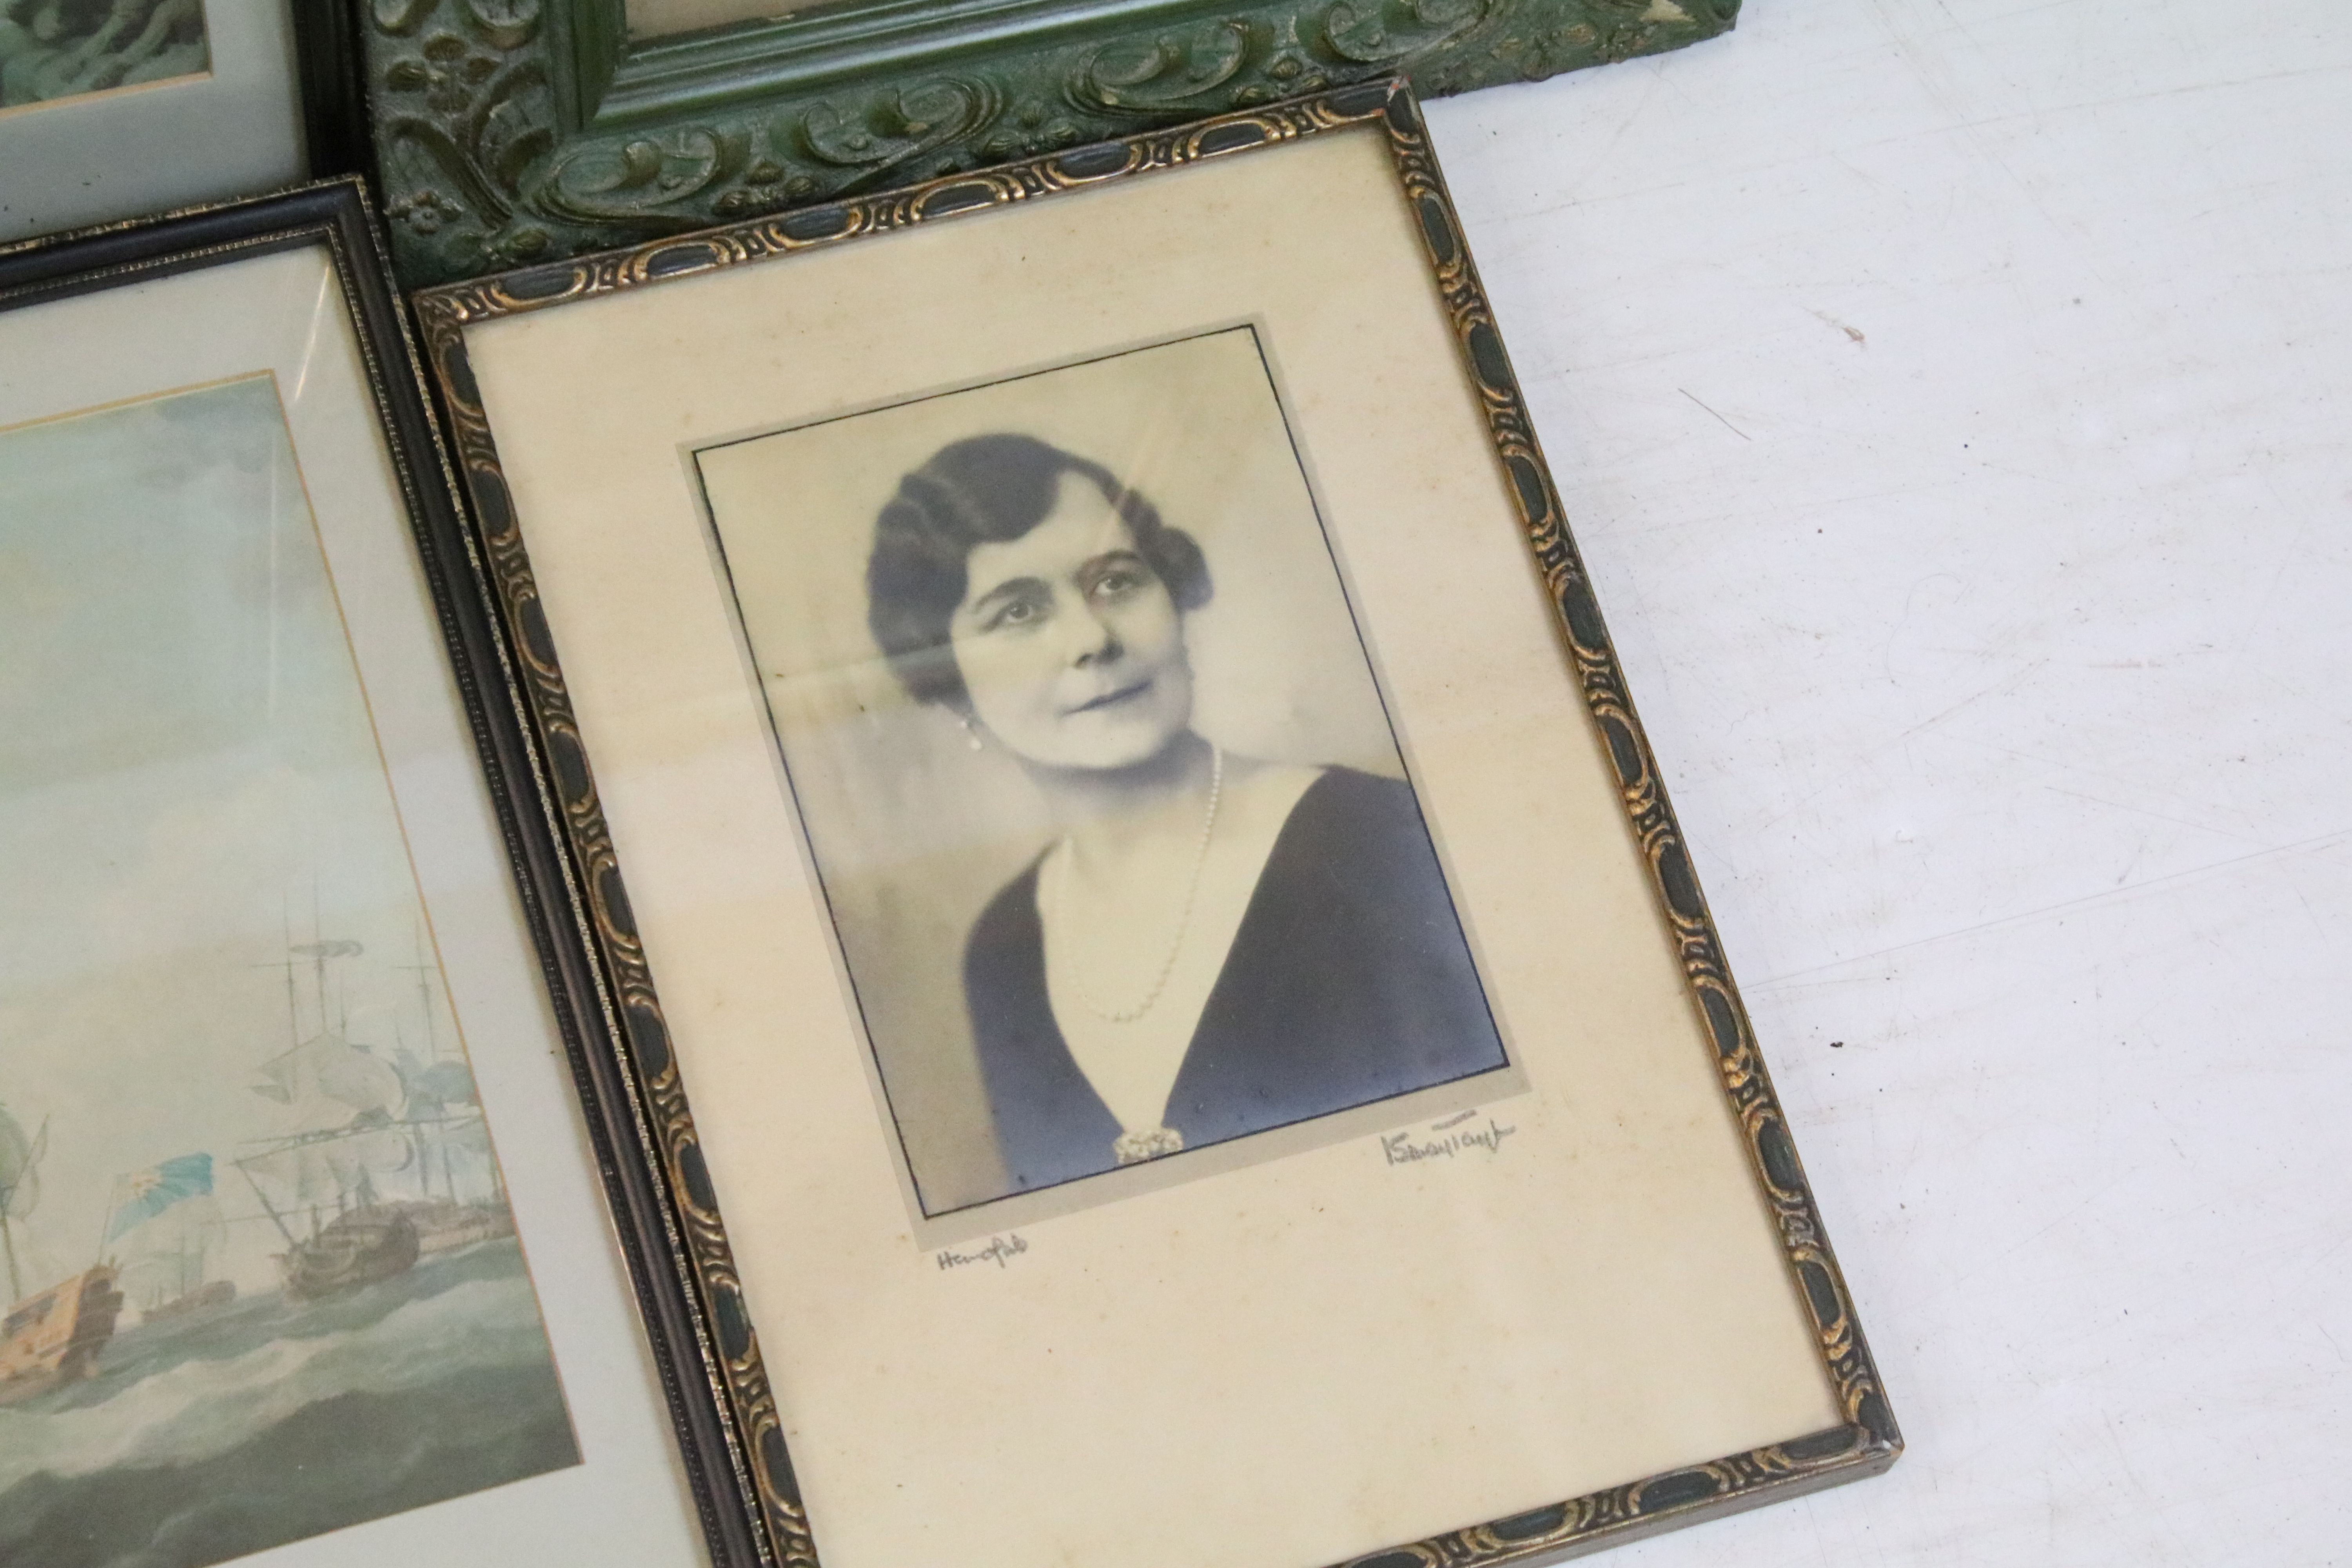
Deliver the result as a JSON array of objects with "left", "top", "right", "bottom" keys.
[{"left": 956, "top": 713, "right": 985, "bottom": 752}]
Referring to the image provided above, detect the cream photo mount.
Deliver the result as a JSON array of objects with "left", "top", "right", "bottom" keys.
[{"left": 412, "top": 79, "right": 1899, "bottom": 1568}]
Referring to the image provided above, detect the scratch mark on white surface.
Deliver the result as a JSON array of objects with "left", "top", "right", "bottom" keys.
[
  {"left": 1939, "top": 728, "right": 2267, "bottom": 826},
  {"left": 1802, "top": 1494, "right": 1832, "bottom": 1565},
  {"left": 1885, "top": 572, "right": 1970, "bottom": 686},
  {"left": 1809, "top": 308, "right": 1868, "bottom": 345},
  {"left": 1897, "top": 659, "right": 2050, "bottom": 742},
  {"left": 1958, "top": 1174, "right": 2137, "bottom": 1284},
  {"left": 2293, "top": 889, "right": 2330, "bottom": 942},
  {"left": 1679, "top": 387, "right": 1752, "bottom": 441},
  {"left": 1746, "top": 659, "right": 2052, "bottom": 837},
  {"left": 1866, "top": 0, "right": 2120, "bottom": 290},
  {"left": 1497, "top": 62, "right": 2352, "bottom": 234},
  {"left": 2041, "top": 786, "right": 2267, "bottom": 846},
  {"left": 1648, "top": 58, "right": 1701, "bottom": 111},
  {"left": 1758, "top": 827, "right": 2352, "bottom": 986},
  {"left": 2102, "top": 1413, "right": 2201, "bottom": 1559},
  {"left": 1553, "top": 69, "right": 1668, "bottom": 194}
]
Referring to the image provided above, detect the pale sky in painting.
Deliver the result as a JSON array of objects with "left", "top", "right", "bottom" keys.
[{"left": 0, "top": 375, "right": 461, "bottom": 1297}]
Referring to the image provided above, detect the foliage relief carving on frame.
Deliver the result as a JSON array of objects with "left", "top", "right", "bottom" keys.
[{"left": 369, "top": 0, "right": 1738, "bottom": 282}]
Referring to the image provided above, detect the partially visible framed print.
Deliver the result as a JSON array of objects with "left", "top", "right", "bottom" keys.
[
  {"left": 414, "top": 81, "right": 1898, "bottom": 1568},
  {"left": 0, "top": 185, "right": 713, "bottom": 1567},
  {"left": 359, "top": 0, "right": 1742, "bottom": 286},
  {"left": 0, "top": 0, "right": 348, "bottom": 241}
]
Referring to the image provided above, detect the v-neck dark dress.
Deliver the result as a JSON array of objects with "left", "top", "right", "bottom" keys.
[{"left": 963, "top": 766, "right": 1509, "bottom": 1194}]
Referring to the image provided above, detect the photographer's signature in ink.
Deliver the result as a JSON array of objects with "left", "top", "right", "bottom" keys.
[
  {"left": 1381, "top": 1111, "right": 1517, "bottom": 1167},
  {"left": 937, "top": 1234, "right": 1028, "bottom": 1270}
]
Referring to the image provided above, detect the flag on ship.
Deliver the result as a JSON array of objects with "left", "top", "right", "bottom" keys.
[{"left": 106, "top": 1154, "right": 216, "bottom": 1243}]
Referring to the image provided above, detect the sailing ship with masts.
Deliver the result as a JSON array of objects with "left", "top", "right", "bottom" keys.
[
  {"left": 106, "top": 1154, "right": 236, "bottom": 1324},
  {"left": 236, "top": 933, "right": 511, "bottom": 1301},
  {"left": 0, "top": 1102, "right": 123, "bottom": 1407}
]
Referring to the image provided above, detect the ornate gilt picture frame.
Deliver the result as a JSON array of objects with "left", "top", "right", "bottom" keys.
[
  {"left": 363, "top": 0, "right": 1739, "bottom": 285},
  {"left": 409, "top": 78, "right": 1894, "bottom": 1568}
]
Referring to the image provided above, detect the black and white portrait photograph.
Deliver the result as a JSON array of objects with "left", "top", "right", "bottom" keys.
[{"left": 694, "top": 327, "right": 1521, "bottom": 1224}]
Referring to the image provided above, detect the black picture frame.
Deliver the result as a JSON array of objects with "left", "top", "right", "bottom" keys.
[
  {"left": 294, "top": 0, "right": 378, "bottom": 183},
  {"left": 0, "top": 179, "right": 753, "bottom": 1568}
]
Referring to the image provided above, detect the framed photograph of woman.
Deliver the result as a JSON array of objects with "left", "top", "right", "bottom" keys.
[
  {"left": 0, "top": 183, "right": 719, "bottom": 1568},
  {"left": 693, "top": 326, "right": 1525, "bottom": 1233},
  {"left": 413, "top": 81, "right": 1899, "bottom": 1568}
]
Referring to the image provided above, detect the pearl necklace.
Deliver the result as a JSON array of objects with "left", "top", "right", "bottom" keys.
[{"left": 1045, "top": 745, "right": 1224, "bottom": 1024}]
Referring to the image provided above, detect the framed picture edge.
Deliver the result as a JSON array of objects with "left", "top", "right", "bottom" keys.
[
  {"left": 0, "top": 176, "right": 762, "bottom": 1568},
  {"left": 362, "top": 0, "right": 1742, "bottom": 286},
  {"left": 296, "top": 0, "right": 379, "bottom": 183},
  {"left": 408, "top": 76, "right": 1900, "bottom": 1568},
  {"left": 2, "top": 0, "right": 336, "bottom": 243}
]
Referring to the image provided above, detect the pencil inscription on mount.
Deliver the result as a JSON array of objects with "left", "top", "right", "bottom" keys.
[
  {"left": 1380, "top": 1116, "right": 1517, "bottom": 1165},
  {"left": 0, "top": 375, "right": 577, "bottom": 1568}
]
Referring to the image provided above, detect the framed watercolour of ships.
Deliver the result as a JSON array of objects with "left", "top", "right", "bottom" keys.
[
  {"left": 0, "top": 188, "right": 713, "bottom": 1566},
  {"left": 414, "top": 80, "right": 1900, "bottom": 1568}
]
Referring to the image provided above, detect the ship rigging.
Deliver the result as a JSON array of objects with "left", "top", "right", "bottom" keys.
[{"left": 234, "top": 931, "right": 510, "bottom": 1301}]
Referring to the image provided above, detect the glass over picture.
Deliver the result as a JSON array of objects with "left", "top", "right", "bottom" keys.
[{"left": 0, "top": 374, "right": 579, "bottom": 1568}]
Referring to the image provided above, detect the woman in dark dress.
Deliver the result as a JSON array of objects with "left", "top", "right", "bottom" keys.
[{"left": 867, "top": 434, "right": 1506, "bottom": 1194}]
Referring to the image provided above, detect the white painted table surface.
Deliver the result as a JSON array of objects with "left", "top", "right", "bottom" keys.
[{"left": 1424, "top": 3, "right": 2350, "bottom": 1564}]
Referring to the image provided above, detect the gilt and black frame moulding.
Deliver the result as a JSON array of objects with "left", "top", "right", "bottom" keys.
[
  {"left": 411, "top": 78, "right": 1896, "bottom": 1568},
  {"left": 364, "top": 0, "right": 1739, "bottom": 284},
  {"left": 0, "top": 179, "right": 773, "bottom": 1566}
]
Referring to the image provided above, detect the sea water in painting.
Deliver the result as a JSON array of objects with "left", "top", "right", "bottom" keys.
[{"left": 0, "top": 376, "right": 579, "bottom": 1567}]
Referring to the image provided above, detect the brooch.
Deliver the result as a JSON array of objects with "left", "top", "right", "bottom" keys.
[{"left": 1112, "top": 1126, "right": 1184, "bottom": 1165}]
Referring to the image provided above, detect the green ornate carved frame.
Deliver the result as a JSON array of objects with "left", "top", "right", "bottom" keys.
[
  {"left": 364, "top": 0, "right": 1738, "bottom": 283},
  {"left": 411, "top": 78, "right": 1895, "bottom": 1568}
]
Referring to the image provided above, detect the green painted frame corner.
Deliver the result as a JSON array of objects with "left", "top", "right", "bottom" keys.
[{"left": 363, "top": 0, "right": 1739, "bottom": 285}]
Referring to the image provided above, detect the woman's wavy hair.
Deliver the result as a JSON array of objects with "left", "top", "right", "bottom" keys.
[{"left": 866, "top": 433, "right": 1212, "bottom": 708}]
